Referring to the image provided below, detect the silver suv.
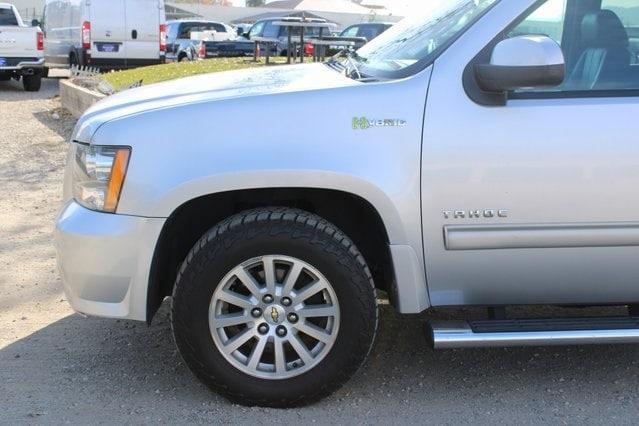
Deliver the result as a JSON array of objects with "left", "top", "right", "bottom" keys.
[{"left": 56, "top": 0, "right": 639, "bottom": 407}]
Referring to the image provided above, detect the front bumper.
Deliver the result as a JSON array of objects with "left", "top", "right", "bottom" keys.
[{"left": 55, "top": 201, "right": 165, "bottom": 321}]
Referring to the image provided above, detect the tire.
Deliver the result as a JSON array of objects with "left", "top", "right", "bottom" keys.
[
  {"left": 0, "top": 73, "right": 10, "bottom": 81},
  {"left": 22, "top": 74, "right": 42, "bottom": 92},
  {"left": 69, "top": 52, "right": 79, "bottom": 68},
  {"left": 171, "top": 207, "right": 378, "bottom": 407},
  {"left": 178, "top": 54, "right": 189, "bottom": 62}
]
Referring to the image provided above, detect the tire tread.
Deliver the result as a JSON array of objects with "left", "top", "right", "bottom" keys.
[{"left": 171, "top": 207, "right": 378, "bottom": 407}]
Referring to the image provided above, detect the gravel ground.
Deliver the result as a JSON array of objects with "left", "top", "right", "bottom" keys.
[{"left": 2, "top": 75, "right": 639, "bottom": 425}]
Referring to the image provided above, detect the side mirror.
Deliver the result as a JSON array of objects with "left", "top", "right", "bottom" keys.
[
  {"left": 475, "top": 35, "right": 565, "bottom": 92},
  {"left": 237, "top": 28, "right": 244, "bottom": 37},
  {"left": 31, "top": 19, "right": 40, "bottom": 27}
]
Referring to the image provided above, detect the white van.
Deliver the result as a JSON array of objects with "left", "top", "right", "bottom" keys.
[{"left": 43, "top": 0, "right": 166, "bottom": 70}]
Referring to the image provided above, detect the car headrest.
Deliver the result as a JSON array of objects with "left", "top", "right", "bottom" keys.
[{"left": 581, "top": 10, "right": 629, "bottom": 48}]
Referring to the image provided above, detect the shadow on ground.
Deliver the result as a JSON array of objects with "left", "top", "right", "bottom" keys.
[
  {"left": 32, "top": 108, "right": 75, "bottom": 139},
  {"left": 2, "top": 304, "right": 639, "bottom": 423},
  {"left": 0, "top": 77, "right": 61, "bottom": 102}
]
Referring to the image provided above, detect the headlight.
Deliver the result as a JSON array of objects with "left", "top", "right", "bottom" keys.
[{"left": 72, "top": 143, "right": 131, "bottom": 213}]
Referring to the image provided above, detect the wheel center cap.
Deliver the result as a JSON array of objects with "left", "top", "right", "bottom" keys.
[{"left": 264, "top": 305, "right": 285, "bottom": 325}]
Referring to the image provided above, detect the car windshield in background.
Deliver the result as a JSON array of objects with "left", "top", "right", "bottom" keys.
[
  {"left": 355, "top": 0, "right": 500, "bottom": 79},
  {"left": 0, "top": 8, "right": 18, "bottom": 26}
]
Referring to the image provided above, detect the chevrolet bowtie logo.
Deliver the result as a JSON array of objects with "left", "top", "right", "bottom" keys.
[{"left": 270, "top": 307, "right": 279, "bottom": 323}]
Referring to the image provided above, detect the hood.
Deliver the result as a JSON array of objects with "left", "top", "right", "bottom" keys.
[{"left": 74, "top": 63, "right": 357, "bottom": 142}]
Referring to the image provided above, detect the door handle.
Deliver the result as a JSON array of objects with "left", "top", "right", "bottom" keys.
[{"left": 132, "top": 30, "right": 138, "bottom": 39}]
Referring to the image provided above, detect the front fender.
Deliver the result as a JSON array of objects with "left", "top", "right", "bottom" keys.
[
  {"left": 143, "top": 169, "right": 408, "bottom": 244},
  {"left": 90, "top": 66, "right": 431, "bottom": 255}
]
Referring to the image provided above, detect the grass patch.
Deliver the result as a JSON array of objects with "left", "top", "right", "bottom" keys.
[{"left": 101, "top": 58, "right": 291, "bottom": 90}]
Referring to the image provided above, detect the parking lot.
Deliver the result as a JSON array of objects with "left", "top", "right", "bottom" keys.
[{"left": 1, "top": 76, "right": 639, "bottom": 424}]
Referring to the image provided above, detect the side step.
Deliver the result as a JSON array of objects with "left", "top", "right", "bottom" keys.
[{"left": 429, "top": 317, "right": 639, "bottom": 349}]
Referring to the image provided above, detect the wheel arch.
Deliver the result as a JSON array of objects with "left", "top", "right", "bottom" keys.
[{"left": 147, "top": 187, "right": 401, "bottom": 323}]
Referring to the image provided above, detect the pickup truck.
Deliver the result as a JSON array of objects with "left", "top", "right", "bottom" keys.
[
  {"left": 166, "top": 20, "right": 253, "bottom": 62},
  {"left": 0, "top": 3, "right": 44, "bottom": 91},
  {"left": 55, "top": 0, "right": 639, "bottom": 408}
]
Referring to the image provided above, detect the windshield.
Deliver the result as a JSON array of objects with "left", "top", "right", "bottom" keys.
[{"left": 355, "top": 0, "right": 499, "bottom": 78}]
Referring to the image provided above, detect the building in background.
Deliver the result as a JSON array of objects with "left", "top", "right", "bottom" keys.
[
  {"left": 166, "top": 1, "right": 400, "bottom": 30},
  {"left": 265, "top": 0, "right": 384, "bottom": 14},
  {"left": 5, "top": 0, "right": 44, "bottom": 21},
  {"left": 5, "top": 0, "right": 404, "bottom": 32}
]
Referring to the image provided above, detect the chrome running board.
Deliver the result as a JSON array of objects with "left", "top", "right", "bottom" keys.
[{"left": 429, "top": 317, "right": 639, "bottom": 349}]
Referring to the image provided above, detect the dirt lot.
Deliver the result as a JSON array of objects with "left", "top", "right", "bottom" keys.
[{"left": 2, "top": 76, "right": 639, "bottom": 424}]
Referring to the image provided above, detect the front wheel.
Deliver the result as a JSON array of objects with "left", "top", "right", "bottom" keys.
[{"left": 171, "top": 208, "right": 378, "bottom": 407}]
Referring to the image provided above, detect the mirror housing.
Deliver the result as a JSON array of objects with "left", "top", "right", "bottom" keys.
[
  {"left": 475, "top": 35, "right": 565, "bottom": 93},
  {"left": 31, "top": 19, "right": 40, "bottom": 27}
]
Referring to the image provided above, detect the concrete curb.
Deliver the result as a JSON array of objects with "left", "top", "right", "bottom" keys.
[{"left": 59, "top": 79, "right": 106, "bottom": 118}]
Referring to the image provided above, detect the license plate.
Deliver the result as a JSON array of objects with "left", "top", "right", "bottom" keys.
[
  {"left": 0, "top": 58, "right": 6, "bottom": 67},
  {"left": 98, "top": 43, "right": 118, "bottom": 53}
]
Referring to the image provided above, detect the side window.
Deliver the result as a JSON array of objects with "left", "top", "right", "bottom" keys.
[
  {"left": 358, "top": 26, "right": 381, "bottom": 41},
  {"left": 248, "top": 21, "right": 264, "bottom": 38},
  {"left": 341, "top": 26, "right": 359, "bottom": 38},
  {"left": 179, "top": 23, "right": 193, "bottom": 39},
  {"left": 603, "top": 0, "right": 639, "bottom": 63},
  {"left": 509, "top": 0, "right": 639, "bottom": 93},
  {"left": 509, "top": 0, "right": 566, "bottom": 44},
  {"left": 210, "top": 23, "right": 226, "bottom": 33},
  {"left": 263, "top": 21, "right": 279, "bottom": 38}
]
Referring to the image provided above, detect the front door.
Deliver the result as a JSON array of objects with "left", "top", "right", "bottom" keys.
[{"left": 422, "top": 0, "right": 639, "bottom": 307}]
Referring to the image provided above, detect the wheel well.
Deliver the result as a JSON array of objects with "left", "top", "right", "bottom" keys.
[{"left": 147, "top": 188, "right": 394, "bottom": 323}]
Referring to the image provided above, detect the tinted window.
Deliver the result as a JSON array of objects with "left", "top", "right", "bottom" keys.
[
  {"left": 286, "top": 26, "right": 322, "bottom": 37},
  {"left": 603, "top": 0, "right": 639, "bottom": 63},
  {"left": 248, "top": 21, "right": 265, "bottom": 38},
  {"left": 263, "top": 21, "right": 279, "bottom": 38},
  {"left": 509, "top": 0, "right": 639, "bottom": 93},
  {"left": 0, "top": 8, "right": 18, "bottom": 26},
  {"left": 341, "top": 26, "right": 359, "bottom": 37},
  {"left": 178, "top": 22, "right": 227, "bottom": 39},
  {"left": 357, "top": 25, "right": 386, "bottom": 41}
]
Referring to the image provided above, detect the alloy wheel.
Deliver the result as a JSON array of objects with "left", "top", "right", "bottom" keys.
[{"left": 208, "top": 255, "right": 340, "bottom": 380}]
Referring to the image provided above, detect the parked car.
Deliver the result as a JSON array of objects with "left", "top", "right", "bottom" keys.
[
  {"left": 166, "top": 20, "right": 252, "bottom": 61},
  {"left": 0, "top": 3, "right": 45, "bottom": 91},
  {"left": 56, "top": 0, "right": 639, "bottom": 408},
  {"left": 43, "top": 0, "right": 167, "bottom": 70},
  {"left": 166, "top": 20, "right": 254, "bottom": 61},
  {"left": 246, "top": 17, "right": 328, "bottom": 56}
]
